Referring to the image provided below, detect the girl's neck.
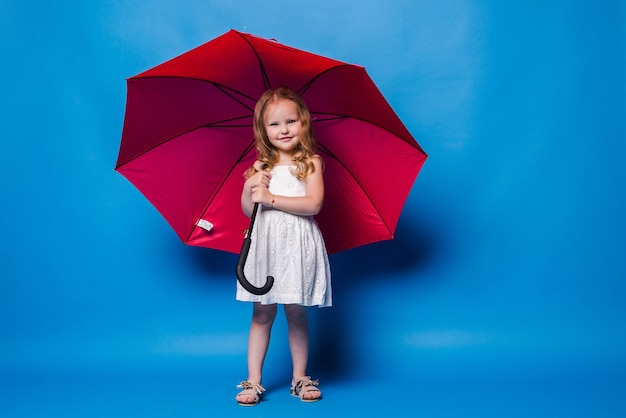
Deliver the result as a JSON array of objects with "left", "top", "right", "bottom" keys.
[{"left": 276, "top": 150, "right": 301, "bottom": 166}]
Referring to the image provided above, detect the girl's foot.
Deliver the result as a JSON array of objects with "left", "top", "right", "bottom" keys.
[
  {"left": 236, "top": 381, "right": 265, "bottom": 406},
  {"left": 290, "top": 376, "right": 321, "bottom": 402}
]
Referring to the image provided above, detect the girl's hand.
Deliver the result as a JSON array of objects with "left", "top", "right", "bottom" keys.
[
  {"left": 242, "top": 169, "right": 272, "bottom": 216},
  {"left": 245, "top": 170, "right": 271, "bottom": 198},
  {"left": 251, "top": 184, "right": 273, "bottom": 207},
  {"left": 248, "top": 170, "right": 271, "bottom": 190}
]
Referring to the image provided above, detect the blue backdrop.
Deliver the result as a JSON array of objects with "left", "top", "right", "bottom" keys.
[{"left": 2, "top": 1, "right": 624, "bottom": 416}]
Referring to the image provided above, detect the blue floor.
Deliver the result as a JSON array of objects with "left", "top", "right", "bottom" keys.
[{"left": 3, "top": 368, "right": 625, "bottom": 417}]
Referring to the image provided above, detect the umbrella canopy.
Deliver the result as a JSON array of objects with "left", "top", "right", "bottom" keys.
[{"left": 116, "top": 29, "right": 427, "bottom": 255}]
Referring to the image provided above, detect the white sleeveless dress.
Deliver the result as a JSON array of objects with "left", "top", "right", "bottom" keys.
[{"left": 236, "top": 165, "right": 332, "bottom": 307}]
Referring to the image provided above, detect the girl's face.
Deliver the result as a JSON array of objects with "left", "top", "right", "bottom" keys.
[{"left": 264, "top": 99, "right": 302, "bottom": 155}]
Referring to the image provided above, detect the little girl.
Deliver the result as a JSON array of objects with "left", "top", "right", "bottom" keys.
[{"left": 235, "top": 87, "right": 332, "bottom": 406}]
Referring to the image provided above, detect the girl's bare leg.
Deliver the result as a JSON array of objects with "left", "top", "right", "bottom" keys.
[
  {"left": 284, "top": 304, "right": 321, "bottom": 400},
  {"left": 236, "top": 303, "right": 277, "bottom": 404}
]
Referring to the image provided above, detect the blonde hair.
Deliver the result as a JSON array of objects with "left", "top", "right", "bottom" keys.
[{"left": 245, "top": 87, "right": 317, "bottom": 180}]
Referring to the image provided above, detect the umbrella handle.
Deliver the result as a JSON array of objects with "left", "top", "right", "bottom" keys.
[{"left": 235, "top": 203, "right": 274, "bottom": 295}]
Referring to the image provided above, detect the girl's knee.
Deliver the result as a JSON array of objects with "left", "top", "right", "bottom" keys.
[
  {"left": 284, "top": 304, "right": 308, "bottom": 327},
  {"left": 252, "top": 303, "right": 277, "bottom": 325}
]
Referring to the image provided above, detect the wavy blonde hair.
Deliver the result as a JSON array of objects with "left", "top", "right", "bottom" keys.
[{"left": 245, "top": 87, "right": 317, "bottom": 180}]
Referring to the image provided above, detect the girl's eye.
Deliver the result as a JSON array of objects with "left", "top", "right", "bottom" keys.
[{"left": 288, "top": 119, "right": 296, "bottom": 124}]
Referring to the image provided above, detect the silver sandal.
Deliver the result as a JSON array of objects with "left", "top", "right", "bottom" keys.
[
  {"left": 290, "top": 376, "right": 321, "bottom": 402},
  {"left": 236, "top": 380, "right": 265, "bottom": 406}
]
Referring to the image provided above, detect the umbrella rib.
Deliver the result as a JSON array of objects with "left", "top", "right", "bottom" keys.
[
  {"left": 212, "top": 83, "right": 256, "bottom": 112},
  {"left": 311, "top": 112, "right": 423, "bottom": 153},
  {"left": 134, "top": 74, "right": 259, "bottom": 112},
  {"left": 315, "top": 142, "right": 394, "bottom": 237},
  {"left": 203, "top": 114, "right": 253, "bottom": 128},
  {"left": 298, "top": 64, "right": 354, "bottom": 96},
  {"left": 236, "top": 32, "right": 271, "bottom": 90},
  {"left": 116, "top": 116, "right": 252, "bottom": 169},
  {"left": 310, "top": 114, "right": 346, "bottom": 123}
]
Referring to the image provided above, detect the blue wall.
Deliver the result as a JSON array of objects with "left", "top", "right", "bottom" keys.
[{"left": 2, "top": 1, "right": 624, "bottom": 416}]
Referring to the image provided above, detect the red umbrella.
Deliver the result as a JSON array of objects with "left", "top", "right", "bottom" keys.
[{"left": 116, "top": 30, "right": 427, "bottom": 288}]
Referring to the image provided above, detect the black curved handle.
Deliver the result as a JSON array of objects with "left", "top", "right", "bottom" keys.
[{"left": 235, "top": 203, "right": 274, "bottom": 295}]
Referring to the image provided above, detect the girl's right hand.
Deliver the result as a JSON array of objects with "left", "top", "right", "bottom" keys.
[
  {"left": 242, "top": 169, "right": 272, "bottom": 215},
  {"left": 242, "top": 160, "right": 275, "bottom": 216},
  {"left": 246, "top": 170, "right": 271, "bottom": 191}
]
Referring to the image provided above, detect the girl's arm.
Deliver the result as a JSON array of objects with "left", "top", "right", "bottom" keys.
[{"left": 250, "top": 156, "right": 324, "bottom": 216}]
